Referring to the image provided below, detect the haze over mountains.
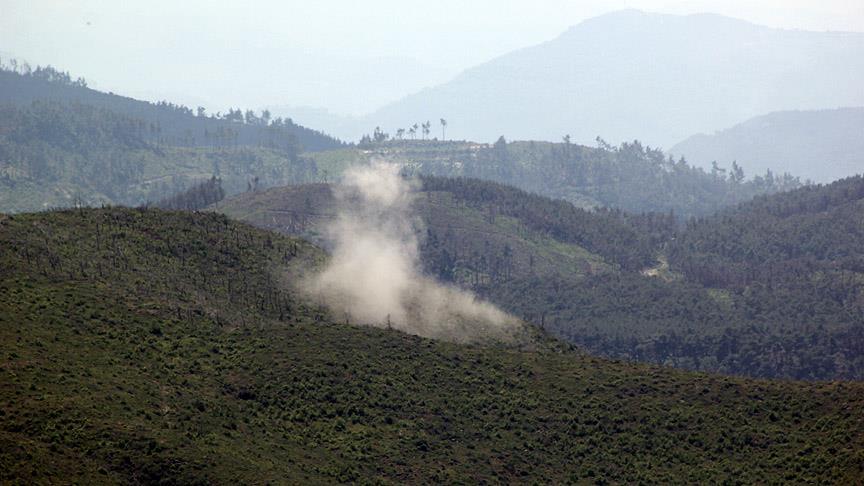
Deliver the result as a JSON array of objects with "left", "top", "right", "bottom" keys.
[
  {"left": 293, "top": 9, "right": 864, "bottom": 148},
  {"left": 670, "top": 107, "right": 864, "bottom": 183},
  {"left": 0, "top": 66, "right": 342, "bottom": 211}
]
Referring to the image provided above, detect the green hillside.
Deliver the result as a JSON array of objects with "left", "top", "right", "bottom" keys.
[
  {"left": 310, "top": 138, "right": 801, "bottom": 219},
  {"left": 0, "top": 64, "right": 346, "bottom": 213},
  {"left": 1, "top": 208, "right": 863, "bottom": 483},
  {"left": 670, "top": 175, "right": 864, "bottom": 286},
  {"left": 216, "top": 176, "right": 864, "bottom": 380},
  {"left": 0, "top": 63, "right": 801, "bottom": 218},
  {"left": 214, "top": 181, "right": 617, "bottom": 285},
  {"left": 0, "top": 65, "right": 343, "bottom": 152},
  {"left": 0, "top": 101, "right": 319, "bottom": 212}
]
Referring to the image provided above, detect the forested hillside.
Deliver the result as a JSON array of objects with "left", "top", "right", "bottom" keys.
[
  {"left": 0, "top": 63, "right": 801, "bottom": 218},
  {"left": 670, "top": 175, "right": 864, "bottom": 287},
  {"left": 4, "top": 4, "right": 862, "bottom": 485},
  {"left": 1, "top": 208, "right": 863, "bottom": 483},
  {"left": 440, "top": 177, "right": 864, "bottom": 380},
  {"left": 218, "top": 175, "right": 864, "bottom": 380},
  {"left": 316, "top": 138, "right": 800, "bottom": 219},
  {"left": 153, "top": 176, "right": 226, "bottom": 211},
  {"left": 0, "top": 63, "right": 346, "bottom": 212},
  {"left": 0, "top": 100, "right": 320, "bottom": 211},
  {"left": 0, "top": 64, "right": 343, "bottom": 151}
]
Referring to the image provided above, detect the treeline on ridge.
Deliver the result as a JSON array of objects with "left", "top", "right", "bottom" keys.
[
  {"left": 395, "top": 137, "right": 802, "bottom": 219},
  {"left": 0, "top": 100, "right": 319, "bottom": 211},
  {"left": 0, "top": 61, "right": 344, "bottom": 152}
]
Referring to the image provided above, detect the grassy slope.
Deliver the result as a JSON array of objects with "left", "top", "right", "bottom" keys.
[{"left": 1, "top": 208, "right": 863, "bottom": 483}]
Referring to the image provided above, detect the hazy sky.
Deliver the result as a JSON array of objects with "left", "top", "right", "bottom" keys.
[{"left": 3, "top": 0, "right": 863, "bottom": 115}]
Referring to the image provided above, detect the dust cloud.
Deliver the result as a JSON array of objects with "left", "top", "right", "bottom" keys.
[{"left": 303, "top": 162, "right": 522, "bottom": 342}]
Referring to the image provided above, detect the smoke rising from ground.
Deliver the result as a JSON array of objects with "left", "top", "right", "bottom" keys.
[{"left": 303, "top": 162, "right": 521, "bottom": 342}]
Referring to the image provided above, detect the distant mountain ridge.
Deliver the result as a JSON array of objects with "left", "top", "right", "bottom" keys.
[
  {"left": 0, "top": 66, "right": 344, "bottom": 152},
  {"left": 670, "top": 107, "right": 864, "bottom": 183},
  {"left": 349, "top": 9, "right": 864, "bottom": 147},
  {"left": 0, "top": 66, "right": 338, "bottom": 211}
]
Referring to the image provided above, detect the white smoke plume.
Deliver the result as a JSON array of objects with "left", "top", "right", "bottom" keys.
[{"left": 303, "top": 161, "right": 522, "bottom": 342}]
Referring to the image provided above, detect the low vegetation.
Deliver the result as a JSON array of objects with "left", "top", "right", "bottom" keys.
[{"left": 1, "top": 208, "right": 863, "bottom": 483}]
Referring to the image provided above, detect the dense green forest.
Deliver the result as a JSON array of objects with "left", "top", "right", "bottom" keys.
[
  {"left": 218, "top": 175, "right": 864, "bottom": 380},
  {"left": 2, "top": 208, "right": 862, "bottom": 483},
  {"left": 344, "top": 138, "right": 802, "bottom": 219},
  {"left": 669, "top": 175, "right": 864, "bottom": 287},
  {"left": 450, "top": 177, "right": 864, "bottom": 380}
]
